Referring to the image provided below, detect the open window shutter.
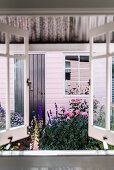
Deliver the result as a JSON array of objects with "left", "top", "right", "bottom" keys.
[
  {"left": 0, "top": 23, "right": 29, "bottom": 145},
  {"left": 89, "top": 22, "right": 114, "bottom": 146}
]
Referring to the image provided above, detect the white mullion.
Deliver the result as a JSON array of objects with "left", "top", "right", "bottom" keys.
[
  {"left": 6, "top": 33, "right": 10, "bottom": 130},
  {"left": 106, "top": 32, "right": 110, "bottom": 131},
  {"left": 89, "top": 36, "right": 93, "bottom": 126},
  {"left": 24, "top": 36, "right": 29, "bottom": 126},
  {"left": 78, "top": 55, "right": 80, "bottom": 95}
]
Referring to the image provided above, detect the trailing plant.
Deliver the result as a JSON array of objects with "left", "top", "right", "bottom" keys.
[{"left": 0, "top": 102, "right": 24, "bottom": 130}]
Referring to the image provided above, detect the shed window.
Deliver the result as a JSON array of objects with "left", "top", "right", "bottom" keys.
[{"left": 65, "top": 55, "right": 89, "bottom": 96}]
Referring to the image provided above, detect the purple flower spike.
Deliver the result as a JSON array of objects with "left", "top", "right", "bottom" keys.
[
  {"left": 32, "top": 111, "right": 35, "bottom": 116},
  {"left": 38, "top": 104, "right": 43, "bottom": 120},
  {"left": 47, "top": 111, "right": 51, "bottom": 124},
  {"left": 50, "top": 110, "right": 52, "bottom": 116},
  {"left": 55, "top": 103, "right": 58, "bottom": 118}
]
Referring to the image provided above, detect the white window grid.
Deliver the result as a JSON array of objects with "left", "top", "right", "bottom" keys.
[{"left": 65, "top": 54, "right": 89, "bottom": 97}]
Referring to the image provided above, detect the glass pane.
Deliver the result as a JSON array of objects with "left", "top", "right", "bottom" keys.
[
  {"left": 111, "top": 57, "right": 114, "bottom": 130},
  {"left": 10, "top": 58, "right": 24, "bottom": 128},
  {"left": 93, "top": 58, "right": 106, "bottom": 128},
  {"left": 9, "top": 34, "right": 25, "bottom": 56},
  {"left": 0, "top": 57, "right": 7, "bottom": 130},
  {"left": 65, "top": 81, "right": 79, "bottom": 95},
  {"left": 65, "top": 55, "right": 79, "bottom": 95},
  {"left": 80, "top": 69, "right": 89, "bottom": 81},
  {"left": 80, "top": 56, "right": 89, "bottom": 68},
  {"left": 93, "top": 34, "right": 106, "bottom": 57},
  {"left": 65, "top": 56, "right": 78, "bottom": 68},
  {"left": 0, "top": 32, "right": 6, "bottom": 54},
  {"left": 80, "top": 82, "right": 89, "bottom": 95}
]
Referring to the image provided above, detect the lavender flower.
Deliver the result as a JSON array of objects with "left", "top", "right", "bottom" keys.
[
  {"left": 32, "top": 111, "right": 35, "bottom": 116},
  {"left": 47, "top": 111, "right": 51, "bottom": 124},
  {"left": 50, "top": 110, "right": 52, "bottom": 116},
  {"left": 38, "top": 104, "right": 43, "bottom": 120},
  {"left": 55, "top": 103, "right": 58, "bottom": 117}
]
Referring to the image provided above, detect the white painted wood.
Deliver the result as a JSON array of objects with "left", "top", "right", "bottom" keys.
[
  {"left": 6, "top": 34, "right": 10, "bottom": 130},
  {"left": 0, "top": 150, "right": 114, "bottom": 156},
  {"left": 89, "top": 21, "right": 114, "bottom": 146},
  {"left": 0, "top": 8, "right": 114, "bottom": 15},
  {"left": 0, "top": 43, "right": 114, "bottom": 53},
  {"left": 0, "top": 23, "right": 29, "bottom": 145}
]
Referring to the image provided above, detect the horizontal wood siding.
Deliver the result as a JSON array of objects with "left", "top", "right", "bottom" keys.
[{"left": 45, "top": 52, "right": 88, "bottom": 121}]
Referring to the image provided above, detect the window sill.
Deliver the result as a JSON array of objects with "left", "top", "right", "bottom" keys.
[
  {"left": 64, "top": 95, "right": 89, "bottom": 98},
  {"left": 0, "top": 150, "right": 114, "bottom": 156}
]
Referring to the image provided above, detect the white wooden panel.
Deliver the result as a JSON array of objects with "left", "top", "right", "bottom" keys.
[
  {"left": 89, "top": 21, "right": 114, "bottom": 146},
  {"left": 0, "top": 23, "right": 29, "bottom": 146}
]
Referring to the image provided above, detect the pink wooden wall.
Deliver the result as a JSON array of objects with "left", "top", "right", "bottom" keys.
[{"left": 45, "top": 52, "right": 89, "bottom": 121}]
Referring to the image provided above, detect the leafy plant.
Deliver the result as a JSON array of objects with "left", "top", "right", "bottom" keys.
[
  {"left": 39, "top": 100, "right": 103, "bottom": 150},
  {"left": 93, "top": 98, "right": 105, "bottom": 128}
]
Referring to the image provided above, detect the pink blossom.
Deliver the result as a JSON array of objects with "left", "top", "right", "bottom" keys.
[
  {"left": 75, "top": 98, "right": 80, "bottom": 102},
  {"left": 77, "top": 99, "right": 80, "bottom": 102},
  {"left": 66, "top": 116, "right": 70, "bottom": 120},
  {"left": 71, "top": 99, "right": 75, "bottom": 102},
  {"left": 64, "top": 112, "right": 69, "bottom": 116},
  {"left": 82, "top": 112, "right": 88, "bottom": 117},
  {"left": 33, "top": 140, "right": 39, "bottom": 150},
  {"left": 69, "top": 112, "right": 74, "bottom": 117},
  {"left": 30, "top": 143, "right": 32, "bottom": 150},
  {"left": 76, "top": 110, "right": 80, "bottom": 115}
]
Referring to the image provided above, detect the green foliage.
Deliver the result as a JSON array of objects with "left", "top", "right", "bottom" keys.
[
  {"left": 93, "top": 98, "right": 105, "bottom": 128},
  {"left": 0, "top": 145, "right": 3, "bottom": 151},
  {"left": 39, "top": 99, "right": 114, "bottom": 150},
  {"left": 39, "top": 99, "right": 104, "bottom": 150},
  {"left": 39, "top": 114, "right": 103, "bottom": 150}
]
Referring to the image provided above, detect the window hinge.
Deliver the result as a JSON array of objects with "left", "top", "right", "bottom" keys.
[
  {"left": 4, "top": 136, "right": 13, "bottom": 150},
  {"left": 88, "top": 79, "right": 91, "bottom": 86},
  {"left": 27, "top": 126, "right": 31, "bottom": 135}
]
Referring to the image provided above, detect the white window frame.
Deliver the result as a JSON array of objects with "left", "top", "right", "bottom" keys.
[
  {"left": 89, "top": 21, "right": 114, "bottom": 146},
  {"left": 0, "top": 23, "right": 29, "bottom": 146},
  {"left": 64, "top": 52, "right": 89, "bottom": 98}
]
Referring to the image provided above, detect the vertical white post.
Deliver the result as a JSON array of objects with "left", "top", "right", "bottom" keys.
[
  {"left": 106, "top": 32, "right": 110, "bottom": 131},
  {"left": 78, "top": 55, "right": 80, "bottom": 95},
  {"left": 89, "top": 35, "right": 93, "bottom": 126},
  {"left": 24, "top": 35, "right": 29, "bottom": 126},
  {"left": 6, "top": 33, "right": 10, "bottom": 130}
]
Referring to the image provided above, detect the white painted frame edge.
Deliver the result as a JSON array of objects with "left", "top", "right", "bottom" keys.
[{"left": 0, "top": 8, "right": 114, "bottom": 15}]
